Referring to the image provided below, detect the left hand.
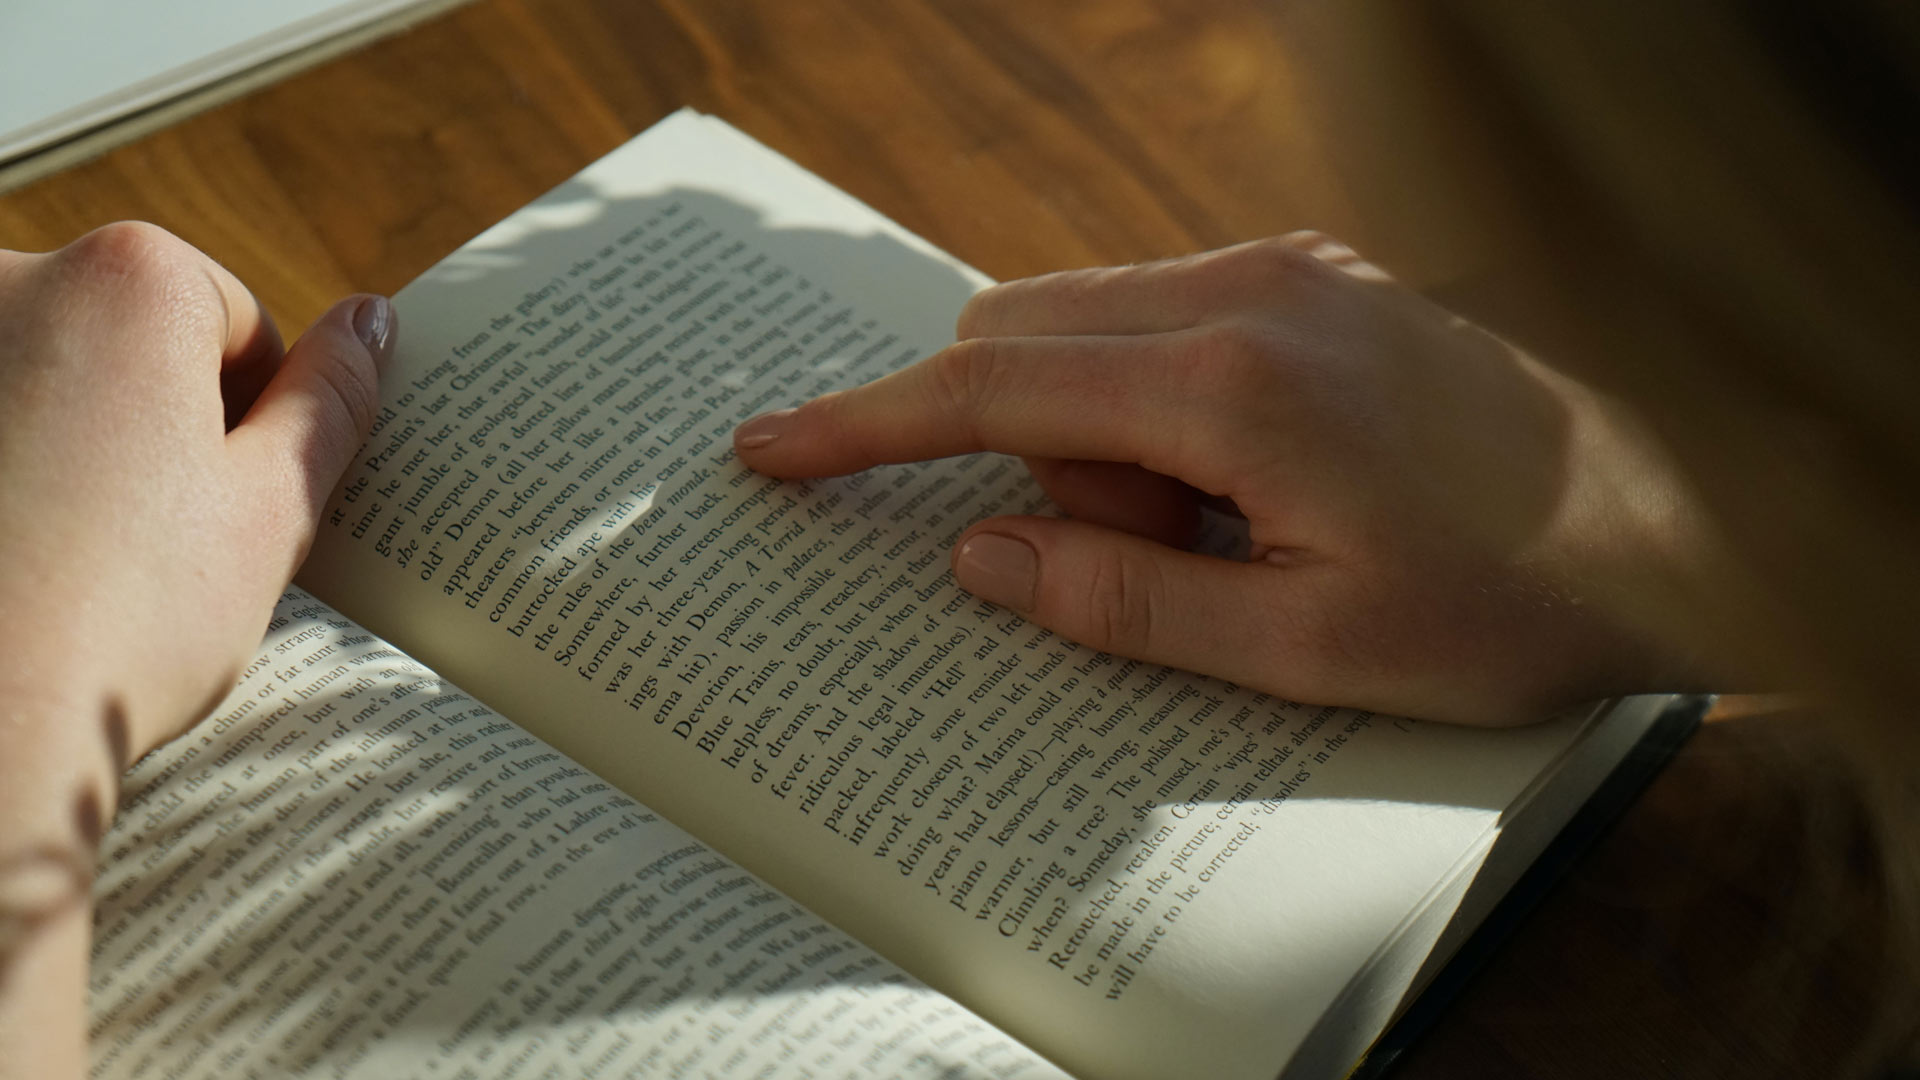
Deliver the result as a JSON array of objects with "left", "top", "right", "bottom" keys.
[
  {"left": 0, "top": 221, "right": 395, "bottom": 1080},
  {"left": 0, "top": 222, "right": 394, "bottom": 784}
]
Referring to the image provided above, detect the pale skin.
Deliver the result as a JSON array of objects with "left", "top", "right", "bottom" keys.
[
  {"left": 0, "top": 227, "right": 1698, "bottom": 1075},
  {"left": 735, "top": 233, "right": 1708, "bottom": 726},
  {"left": 0, "top": 223, "right": 393, "bottom": 1080}
]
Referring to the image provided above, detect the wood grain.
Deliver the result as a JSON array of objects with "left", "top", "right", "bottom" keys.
[
  {"left": 0, "top": 0, "right": 1369, "bottom": 335},
  {"left": 0, "top": 2, "right": 1898, "bottom": 1076}
]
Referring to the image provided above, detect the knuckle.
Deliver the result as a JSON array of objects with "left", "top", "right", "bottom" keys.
[
  {"left": 807, "top": 387, "right": 884, "bottom": 466},
  {"left": 1185, "top": 319, "right": 1279, "bottom": 395},
  {"left": 957, "top": 268, "right": 1104, "bottom": 339},
  {"left": 955, "top": 284, "right": 1010, "bottom": 339},
  {"left": 1080, "top": 547, "right": 1165, "bottom": 656},
  {"left": 1274, "top": 229, "right": 1342, "bottom": 256},
  {"left": 925, "top": 336, "right": 1006, "bottom": 426},
  {"left": 1255, "top": 234, "right": 1333, "bottom": 278},
  {"left": 60, "top": 221, "right": 192, "bottom": 286},
  {"left": 1217, "top": 234, "right": 1341, "bottom": 292},
  {"left": 1276, "top": 230, "right": 1380, "bottom": 278},
  {"left": 1166, "top": 321, "right": 1292, "bottom": 468},
  {"left": 55, "top": 222, "right": 223, "bottom": 338}
]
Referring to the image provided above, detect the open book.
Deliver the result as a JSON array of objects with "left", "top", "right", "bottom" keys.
[{"left": 89, "top": 110, "right": 1682, "bottom": 1080}]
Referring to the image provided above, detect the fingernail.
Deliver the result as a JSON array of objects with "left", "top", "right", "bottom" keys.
[
  {"left": 352, "top": 295, "right": 395, "bottom": 363},
  {"left": 954, "top": 533, "right": 1038, "bottom": 612},
  {"left": 735, "top": 408, "right": 795, "bottom": 450}
]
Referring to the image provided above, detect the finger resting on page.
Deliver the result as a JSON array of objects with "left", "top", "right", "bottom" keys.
[
  {"left": 950, "top": 515, "right": 1358, "bottom": 704},
  {"left": 733, "top": 332, "right": 1193, "bottom": 478}
]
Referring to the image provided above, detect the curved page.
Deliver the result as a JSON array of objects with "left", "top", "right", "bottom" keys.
[
  {"left": 89, "top": 590, "right": 1066, "bottom": 1080},
  {"left": 300, "top": 111, "right": 1623, "bottom": 1080}
]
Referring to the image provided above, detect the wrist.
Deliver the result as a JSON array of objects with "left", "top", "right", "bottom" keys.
[
  {"left": 0, "top": 688, "right": 101, "bottom": 1080},
  {"left": 0, "top": 675, "right": 129, "bottom": 851},
  {"left": 1545, "top": 371, "right": 1750, "bottom": 694},
  {"left": 0, "top": 574, "right": 233, "bottom": 769}
]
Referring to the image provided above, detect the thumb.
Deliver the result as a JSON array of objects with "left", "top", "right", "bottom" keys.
[
  {"left": 950, "top": 516, "right": 1332, "bottom": 700},
  {"left": 227, "top": 294, "right": 396, "bottom": 560}
]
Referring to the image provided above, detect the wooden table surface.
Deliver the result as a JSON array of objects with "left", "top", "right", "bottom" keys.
[{"left": 0, "top": 1, "right": 1899, "bottom": 1077}]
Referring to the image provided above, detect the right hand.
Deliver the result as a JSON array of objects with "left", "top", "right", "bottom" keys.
[{"left": 735, "top": 234, "right": 1708, "bottom": 724}]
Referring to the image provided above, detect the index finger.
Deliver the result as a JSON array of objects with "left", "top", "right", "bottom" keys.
[{"left": 733, "top": 332, "right": 1220, "bottom": 484}]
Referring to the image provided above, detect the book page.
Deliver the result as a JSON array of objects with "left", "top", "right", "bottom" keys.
[
  {"left": 89, "top": 589, "right": 1067, "bottom": 1080},
  {"left": 300, "top": 111, "right": 1654, "bottom": 1080}
]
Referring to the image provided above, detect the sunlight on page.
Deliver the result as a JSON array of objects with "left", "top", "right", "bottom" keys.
[
  {"left": 538, "top": 482, "right": 659, "bottom": 576},
  {"left": 89, "top": 591, "right": 1069, "bottom": 1079},
  {"left": 458, "top": 194, "right": 610, "bottom": 253},
  {"left": 287, "top": 110, "right": 1674, "bottom": 1080}
]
